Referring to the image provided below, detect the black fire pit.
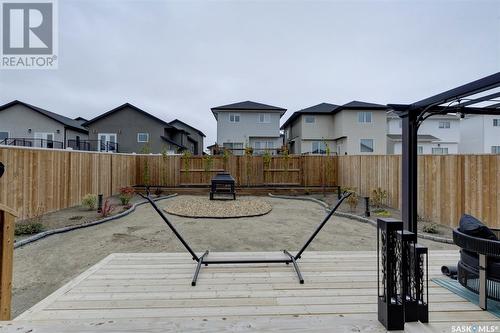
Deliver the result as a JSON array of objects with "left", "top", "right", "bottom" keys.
[{"left": 210, "top": 172, "right": 236, "bottom": 200}]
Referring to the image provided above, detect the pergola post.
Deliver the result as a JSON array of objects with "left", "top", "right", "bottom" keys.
[{"left": 401, "top": 110, "right": 419, "bottom": 234}]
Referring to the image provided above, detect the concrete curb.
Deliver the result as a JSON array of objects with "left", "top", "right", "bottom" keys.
[
  {"left": 14, "top": 194, "right": 178, "bottom": 249},
  {"left": 268, "top": 193, "right": 454, "bottom": 244}
]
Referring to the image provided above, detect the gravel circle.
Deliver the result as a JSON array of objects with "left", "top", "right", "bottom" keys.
[{"left": 164, "top": 195, "right": 272, "bottom": 218}]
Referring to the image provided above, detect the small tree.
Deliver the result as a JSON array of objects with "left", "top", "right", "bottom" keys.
[
  {"left": 344, "top": 187, "right": 359, "bottom": 212},
  {"left": 222, "top": 148, "right": 231, "bottom": 171},
  {"left": 372, "top": 187, "right": 388, "bottom": 209},
  {"left": 140, "top": 144, "right": 151, "bottom": 186}
]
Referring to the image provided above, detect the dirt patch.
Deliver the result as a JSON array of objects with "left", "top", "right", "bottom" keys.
[
  {"left": 310, "top": 193, "right": 454, "bottom": 238},
  {"left": 14, "top": 194, "right": 158, "bottom": 241},
  {"left": 12, "top": 195, "right": 457, "bottom": 318},
  {"left": 164, "top": 195, "right": 272, "bottom": 218}
]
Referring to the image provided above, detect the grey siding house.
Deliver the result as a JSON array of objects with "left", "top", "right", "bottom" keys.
[
  {"left": 281, "top": 101, "right": 387, "bottom": 155},
  {"left": 211, "top": 101, "right": 286, "bottom": 155},
  {"left": 0, "top": 100, "right": 88, "bottom": 149},
  {"left": 83, "top": 103, "right": 202, "bottom": 154},
  {"left": 169, "top": 119, "right": 205, "bottom": 155}
]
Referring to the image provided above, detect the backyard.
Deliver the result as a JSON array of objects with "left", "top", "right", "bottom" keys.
[{"left": 12, "top": 194, "right": 456, "bottom": 318}]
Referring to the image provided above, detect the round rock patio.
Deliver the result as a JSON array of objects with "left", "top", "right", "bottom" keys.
[{"left": 163, "top": 195, "right": 272, "bottom": 218}]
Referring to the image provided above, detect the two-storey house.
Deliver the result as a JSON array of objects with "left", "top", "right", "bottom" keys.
[
  {"left": 83, "top": 103, "right": 204, "bottom": 155},
  {"left": 459, "top": 115, "right": 500, "bottom": 154},
  {"left": 0, "top": 100, "right": 88, "bottom": 149},
  {"left": 386, "top": 112, "right": 460, "bottom": 154},
  {"left": 281, "top": 101, "right": 387, "bottom": 155},
  {"left": 281, "top": 103, "right": 339, "bottom": 154},
  {"left": 211, "top": 101, "right": 286, "bottom": 155}
]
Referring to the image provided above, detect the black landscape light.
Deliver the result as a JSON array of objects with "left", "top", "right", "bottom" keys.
[{"left": 0, "top": 162, "right": 4, "bottom": 178}]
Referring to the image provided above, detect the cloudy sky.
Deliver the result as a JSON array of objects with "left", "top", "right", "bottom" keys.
[{"left": 1, "top": 0, "right": 499, "bottom": 149}]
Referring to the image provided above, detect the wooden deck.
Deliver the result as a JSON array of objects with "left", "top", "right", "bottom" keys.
[{"left": 3, "top": 251, "right": 498, "bottom": 332}]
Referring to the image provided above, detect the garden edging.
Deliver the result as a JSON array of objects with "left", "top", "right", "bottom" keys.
[
  {"left": 267, "top": 193, "right": 454, "bottom": 244},
  {"left": 14, "top": 194, "right": 178, "bottom": 249}
]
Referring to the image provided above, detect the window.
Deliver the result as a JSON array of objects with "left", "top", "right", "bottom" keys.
[
  {"left": 254, "top": 141, "right": 274, "bottom": 154},
  {"left": 258, "top": 113, "right": 271, "bottom": 123},
  {"left": 229, "top": 113, "right": 240, "bottom": 123},
  {"left": 312, "top": 141, "right": 326, "bottom": 154},
  {"left": 137, "top": 133, "right": 149, "bottom": 143},
  {"left": 432, "top": 147, "right": 448, "bottom": 155},
  {"left": 360, "top": 139, "right": 374, "bottom": 153},
  {"left": 417, "top": 146, "right": 423, "bottom": 155},
  {"left": 438, "top": 121, "right": 451, "bottom": 128},
  {"left": 304, "top": 115, "right": 315, "bottom": 123},
  {"left": 358, "top": 112, "right": 372, "bottom": 123},
  {"left": 492, "top": 146, "right": 500, "bottom": 154},
  {"left": 0, "top": 131, "right": 8, "bottom": 141},
  {"left": 398, "top": 119, "right": 402, "bottom": 128},
  {"left": 493, "top": 119, "right": 500, "bottom": 127}
]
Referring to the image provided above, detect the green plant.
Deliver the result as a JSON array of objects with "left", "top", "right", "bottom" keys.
[
  {"left": 182, "top": 150, "right": 192, "bottom": 172},
  {"left": 140, "top": 144, "right": 152, "bottom": 186},
  {"left": 423, "top": 223, "right": 439, "bottom": 234},
  {"left": 82, "top": 194, "right": 97, "bottom": 210},
  {"left": 263, "top": 150, "right": 271, "bottom": 169},
  {"left": 244, "top": 145, "right": 253, "bottom": 156},
  {"left": 344, "top": 187, "right": 358, "bottom": 212},
  {"left": 375, "top": 209, "right": 392, "bottom": 217},
  {"left": 203, "top": 154, "right": 214, "bottom": 172},
  {"left": 222, "top": 148, "right": 231, "bottom": 170},
  {"left": 371, "top": 188, "right": 388, "bottom": 209},
  {"left": 15, "top": 222, "right": 43, "bottom": 235},
  {"left": 119, "top": 187, "right": 135, "bottom": 205},
  {"left": 100, "top": 198, "right": 115, "bottom": 218}
]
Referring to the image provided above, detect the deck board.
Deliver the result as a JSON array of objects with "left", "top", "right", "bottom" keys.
[{"left": 3, "top": 251, "right": 499, "bottom": 332}]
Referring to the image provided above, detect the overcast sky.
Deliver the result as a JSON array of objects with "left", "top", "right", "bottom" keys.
[{"left": 1, "top": 0, "right": 499, "bottom": 149}]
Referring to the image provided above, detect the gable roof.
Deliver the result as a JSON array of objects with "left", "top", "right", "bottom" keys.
[
  {"left": 281, "top": 103, "right": 339, "bottom": 129},
  {"left": 83, "top": 103, "right": 174, "bottom": 128},
  {"left": 211, "top": 101, "right": 286, "bottom": 119},
  {"left": 0, "top": 100, "right": 88, "bottom": 133},
  {"left": 169, "top": 119, "right": 206, "bottom": 137},
  {"left": 340, "top": 100, "right": 387, "bottom": 110}
]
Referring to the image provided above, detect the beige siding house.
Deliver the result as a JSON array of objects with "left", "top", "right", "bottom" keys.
[{"left": 281, "top": 101, "right": 387, "bottom": 155}]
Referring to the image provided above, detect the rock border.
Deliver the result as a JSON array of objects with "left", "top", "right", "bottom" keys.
[
  {"left": 268, "top": 193, "right": 454, "bottom": 244},
  {"left": 14, "top": 194, "right": 178, "bottom": 249}
]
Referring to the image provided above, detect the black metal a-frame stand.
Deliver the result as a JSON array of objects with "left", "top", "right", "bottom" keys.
[{"left": 140, "top": 191, "right": 351, "bottom": 286}]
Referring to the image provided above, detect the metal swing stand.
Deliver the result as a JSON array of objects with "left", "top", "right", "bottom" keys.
[{"left": 140, "top": 190, "right": 351, "bottom": 286}]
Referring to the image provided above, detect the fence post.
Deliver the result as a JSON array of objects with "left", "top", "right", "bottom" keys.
[{"left": 0, "top": 204, "right": 17, "bottom": 320}]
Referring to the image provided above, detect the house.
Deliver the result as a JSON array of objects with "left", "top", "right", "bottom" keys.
[
  {"left": 169, "top": 119, "right": 205, "bottom": 155},
  {"left": 82, "top": 103, "right": 202, "bottom": 154},
  {"left": 459, "top": 114, "right": 500, "bottom": 154},
  {"left": 0, "top": 100, "right": 88, "bottom": 149},
  {"left": 211, "top": 101, "right": 286, "bottom": 155},
  {"left": 281, "top": 103, "right": 339, "bottom": 154},
  {"left": 281, "top": 101, "right": 387, "bottom": 155},
  {"left": 386, "top": 112, "right": 459, "bottom": 154}
]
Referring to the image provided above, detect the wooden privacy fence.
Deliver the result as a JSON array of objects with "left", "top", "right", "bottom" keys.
[
  {"left": 1, "top": 146, "right": 499, "bottom": 228},
  {"left": 337, "top": 155, "right": 500, "bottom": 228},
  {"left": 0, "top": 147, "right": 337, "bottom": 220}
]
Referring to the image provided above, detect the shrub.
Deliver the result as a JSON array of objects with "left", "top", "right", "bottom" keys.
[
  {"left": 100, "top": 198, "right": 115, "bottom": 218},
  {"left": 82, "top": 194, "right": 97, "bottom": 210},
  {"left": 423, "top": 223, "right": 439, "bottom": 234},
  {"left": 119, "top": 187, "right": 135, "bottom": 205},
  {"left": 344, "top": 187, "right": 358, "bottom": 212},
  {"left": 203, "top": 154, "right": 214, "bottom": 172},
  {"left": 371, "top": 188, "right": 388, "bottom": 208},
  {"left": 15, "top": 222, "right": 43, "bottom": 236}
]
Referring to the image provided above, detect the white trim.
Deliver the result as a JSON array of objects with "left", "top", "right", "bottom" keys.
[
  {"left": 137, "top": 132, "right": 149, "bottom": 143},
  {"left": 229, "top": 113, "right": 240, "bottom": 123},
  {"left": 97, "top": 133, "right": 117, "bottom": 152}
]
